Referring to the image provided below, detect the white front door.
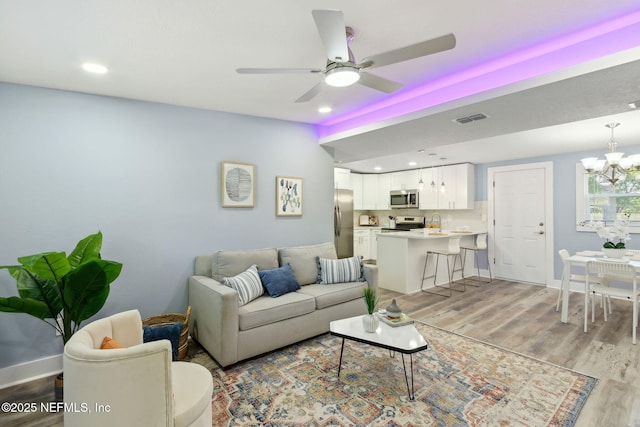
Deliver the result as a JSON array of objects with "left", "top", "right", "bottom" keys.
[{"left": 489, "top": 162, "right": 553, "bottom": 285}]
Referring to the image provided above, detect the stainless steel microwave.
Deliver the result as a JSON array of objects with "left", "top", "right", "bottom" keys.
[{"left": 390, "top": 190, "right": 419, "bottom": 209}]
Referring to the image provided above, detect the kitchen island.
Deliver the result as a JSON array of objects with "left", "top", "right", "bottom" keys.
[{"left": 377, "top": 230, "right": 482, "bottom": 294}]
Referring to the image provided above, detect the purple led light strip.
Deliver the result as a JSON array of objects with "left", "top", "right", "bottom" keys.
[{"left": 317, "top": 9, "right": 640, "bottom": 139}]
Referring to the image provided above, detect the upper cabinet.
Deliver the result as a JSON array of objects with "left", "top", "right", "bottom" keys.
[
  {"left": 374, "top": 174, "right": 390, "bottom": 210},
  {"left": 390, "top": 170, "right": 420, "bottom": 191},
  {"left": 361, "top": 174, "right": 380, "bottom": 210},
  {"left": 350, "top": 173, "right": 389, "bottom": 210},
  {"left": 339, "top": 164, "right": 474, "bottom": 211},
  {"left": 351, "top": 173, "right": 363, "bottom": 210},
  {"left": 334, "top": 167, "right": 351, "bottom": 189},
  {"left": 420, "top": 163, "right": 474, "bottom": 210}
]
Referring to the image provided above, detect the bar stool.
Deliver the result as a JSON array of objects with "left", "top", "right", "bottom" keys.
[
  {"left": 460, "top": 233, "right": 492, "bottom": 286},
  {"left": 420, "top": 236, "right": 465, "bottom": 297}
]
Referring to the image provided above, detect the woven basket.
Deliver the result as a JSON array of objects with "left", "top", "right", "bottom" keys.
[{"left": 142, "top": 306, "right": 191, "bottom": 360}]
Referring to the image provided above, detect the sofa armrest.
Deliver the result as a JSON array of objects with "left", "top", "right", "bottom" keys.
[
  {"left": 363, "top": 264, "right": 378, "bottom": 289},
  {"left": 188, "top": 275, "right": 239, "bottom": 367}
]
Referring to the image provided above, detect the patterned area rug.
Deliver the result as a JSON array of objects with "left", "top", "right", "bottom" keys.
[{"left": 185, "top": 321, "right": 596, "bottom": 426}]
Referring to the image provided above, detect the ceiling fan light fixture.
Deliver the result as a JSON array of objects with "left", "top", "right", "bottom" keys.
[{"left": 324, "top": 67, "right": 360, "bottom": 87}]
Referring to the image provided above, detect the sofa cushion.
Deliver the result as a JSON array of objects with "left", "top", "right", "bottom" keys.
[
  {"left": 317, "top": 256, "right": 364, "bottom": 284},
  {"left": 221, "top": 265, "right": 264, "bottom": 306},
  {"left": 259, "top": 263, "right": 301, "bottom": 297},
  {"left": 296, "top": 282, "right": 367, "bottom": 310},
  {"left": 238, "top": 292, "right": 315, "bottom": 331},
  {"left": 278, "top": 242, "right": 337, "bottom": 286},
  {"left": 212, "top": 247, "right": 279, "bottom": 281}
]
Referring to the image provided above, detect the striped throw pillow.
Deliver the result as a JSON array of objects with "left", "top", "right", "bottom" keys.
[
  {"left": 221, "top": 264, "right": 264, "bottom": 306},
  {"left": 317, "top": 256, "right": 364, "bottom": 284}
]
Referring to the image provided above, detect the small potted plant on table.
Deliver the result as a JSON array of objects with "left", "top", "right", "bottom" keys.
[{"left": 362, "top": 287, "right": 379, "bottom": 332}]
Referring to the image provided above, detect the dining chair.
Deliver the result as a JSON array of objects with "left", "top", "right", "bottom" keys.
[
  {"left": 420, "top": 236, "right": 464, "bottom": 297},
  {"left": 584, "top": 260, "right": 640, "bottom": 345},
  {"left": 557, "top": 249, "right": 590, "bottom": 311}
]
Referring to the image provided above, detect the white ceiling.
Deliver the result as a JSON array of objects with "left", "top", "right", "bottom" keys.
[{"left": 1, "top": 1, "right": 640, "bottom": 172}]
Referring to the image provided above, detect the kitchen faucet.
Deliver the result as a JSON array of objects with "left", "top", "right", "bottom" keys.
[{"left": 429, "top": 213, "right": 441, "bottom": 229}]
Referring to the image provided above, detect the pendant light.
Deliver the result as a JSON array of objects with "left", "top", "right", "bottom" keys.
[{"left": 417, "top": 149, "right": 425, "bottom": 191}]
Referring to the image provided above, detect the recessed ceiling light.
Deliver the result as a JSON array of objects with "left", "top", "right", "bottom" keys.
[
  {"left": 318, "top": 106, "right": 332, "bottom": 113},
  {"left": 374, "top": 166, "right": 382, "bottom": 171},
  {"left": 82, "top": 62, "right": 109, "bottom": 74},
  {"left": 629, "top": 100, "right": 640, "bottom": 109},
  {"left": 408, "top": 161, "right": 417, "bottom": 166}
]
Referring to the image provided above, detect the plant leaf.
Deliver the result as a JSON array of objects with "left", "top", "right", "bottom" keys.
[
  {"left": 68, "top": 232, "right": 103, "bottom": 268},
  {"left": 0, "top": 296, "right": 52, "bottom": 319},
  {"left": 7, "top": 267, "right": 63, "bottom": 317},
  {"left": 17, "top": 252, "right": 70, "bottom": 282},
  {"left": 63, "top": 259, "right": 121, "bottom": 324}
]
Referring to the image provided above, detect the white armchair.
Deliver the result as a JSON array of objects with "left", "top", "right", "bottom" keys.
[{"left": 63, "top": 309, "right": 213, "bottom": 427}]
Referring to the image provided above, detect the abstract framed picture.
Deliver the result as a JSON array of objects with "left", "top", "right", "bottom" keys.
[
  {"left": 221, "top": 161, "right": 255, "bottom": 208},
  {"left": 276, "top": 176, "right": 302, "bottom": 216}
]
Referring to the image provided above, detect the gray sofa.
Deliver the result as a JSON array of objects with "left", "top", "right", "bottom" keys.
[{"left": 188, "top": 242, "right": 378, "bottom": 367}]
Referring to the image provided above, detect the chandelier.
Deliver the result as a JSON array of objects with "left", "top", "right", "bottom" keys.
[{"left": 581, "top": 123, "right": 640, "bottom": 185}]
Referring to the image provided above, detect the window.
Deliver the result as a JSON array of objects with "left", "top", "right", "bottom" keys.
[{"left": 576, "top": 163, "right": 640, "bottom": 231}]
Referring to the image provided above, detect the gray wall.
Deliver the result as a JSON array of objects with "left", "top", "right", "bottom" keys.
[
  {"left": 0, "top": 83, "right": 334, "bottom": 369},
  {"left": 474, "top": 145, "right": 640, "bottom": 280}
]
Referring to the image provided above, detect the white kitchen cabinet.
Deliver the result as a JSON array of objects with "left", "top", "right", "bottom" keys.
[
  {"left": 354, "top": 229, "right": 371, "bottom": 260},
  {"left": 334, "top": 167, "right": 351, "bottom": 189},
  {"left": 439, "top": 163, "right": 474, "bottom": 209},
  {"left": 419, "top": 163, "right": 474, "bottom": 210},
  {"left": 419, "top": 167, "right": 440, "bottom": 209},
  {"left": 376, "top": 174, "right": 391, "bottom": 210},
  {"left": 370, "top": 229, "right": 383, "bottom": 260},
  {"left": 390, "top": 170, "right": 420, "bottom": 191},
  {"left": 351, "top": 173, "right": 363, "bottom": 210},
  {"left": 361, "top": 174, "right": 379, "bottom": 210},
  {"left": 354, "top": 228, "right": 383, "bottom": 261}
]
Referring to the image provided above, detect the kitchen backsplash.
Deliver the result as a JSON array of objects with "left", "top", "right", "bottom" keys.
[{"left": 354, "top": 201, "right": 488, "bottom": 231}]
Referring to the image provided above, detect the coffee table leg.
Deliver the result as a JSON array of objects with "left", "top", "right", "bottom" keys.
[
  {"left": 337, "top": 338, "right": 345, "bottom": 377},
  {"left": 401, "top": 354, "right": 415, "bottom": 401}
]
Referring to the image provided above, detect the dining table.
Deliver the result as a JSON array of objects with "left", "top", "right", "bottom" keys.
[{"left": 560, "top": 251, "right": 640, "bottom": 323}]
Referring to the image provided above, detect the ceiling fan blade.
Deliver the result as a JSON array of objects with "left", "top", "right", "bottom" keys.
[
  {"left": 361, "top": 33, "right": 456, "bottom": 69},
  {"left": 357, "top": 73, "right": 403, "bottom": 93},
  {"left": 236, "top": 68, "right": 322, "bottom": 74},
  {"left": 312, "top": 10, "right": 349, "bottom": 62},
  {"left": 295, "top": 82, "right": 325, "bottom": 103}
]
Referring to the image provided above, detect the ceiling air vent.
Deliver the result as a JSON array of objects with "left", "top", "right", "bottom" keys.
[{"left": 453, "top": 113, "right": 488, "bottom": 124}]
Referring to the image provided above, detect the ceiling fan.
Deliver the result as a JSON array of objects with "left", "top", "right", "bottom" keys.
[{"left": 236, "top": 9, "right": 456, "bottom": 103}]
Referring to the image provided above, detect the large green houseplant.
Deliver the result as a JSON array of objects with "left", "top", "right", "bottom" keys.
[{"left": 0, "top": 231, "right": 122, "bottom": 344}]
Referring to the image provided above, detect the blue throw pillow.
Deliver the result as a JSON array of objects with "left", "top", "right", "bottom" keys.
[
  {"left": 143, "top": 322, "right": 182, "bottom": 361},
  {"left": 259, "top": 263, "right": 301, "bottom": 297}
]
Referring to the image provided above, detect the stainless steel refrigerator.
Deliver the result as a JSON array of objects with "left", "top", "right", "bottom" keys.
[{"left": 334, "top": 189, "right": 354, "bottom": 258}]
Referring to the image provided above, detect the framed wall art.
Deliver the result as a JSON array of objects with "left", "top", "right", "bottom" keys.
[
  {"left": 276, "top": 176, "right": 302, "bottom": 216},
  {"left": 221, "top": 161, "right": 255, "bottom": 208}
]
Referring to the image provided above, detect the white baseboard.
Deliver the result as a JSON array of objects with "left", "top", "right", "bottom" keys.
[{"left": 0, "top": 354, "right": 62, "bottom": 389}]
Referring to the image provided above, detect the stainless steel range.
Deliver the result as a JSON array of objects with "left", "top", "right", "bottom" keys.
[{"left": 381, "top": 215, "right": 425, "bottom": 233}]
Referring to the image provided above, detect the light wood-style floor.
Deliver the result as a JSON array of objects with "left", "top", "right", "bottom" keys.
[{"left": 3, "top": 279, "right": 639, "bottom": 426}]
